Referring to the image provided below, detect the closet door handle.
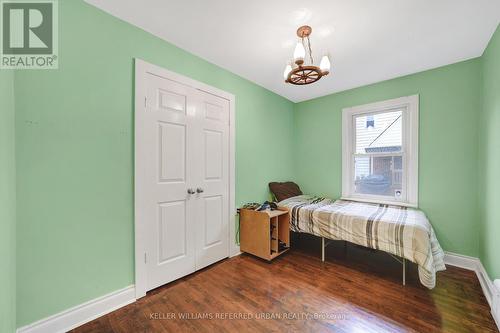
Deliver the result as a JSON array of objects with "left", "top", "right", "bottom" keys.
[
  {"left": 196, "top": 188, "right": 204, "bottom": 193},
  {"left": 187, "top": 188, "right": 195, "bottom": 194}
]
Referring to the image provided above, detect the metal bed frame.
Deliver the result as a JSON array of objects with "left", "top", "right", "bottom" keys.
[{"left": 321, "top": 237, "right": 408, "bottom": 286}]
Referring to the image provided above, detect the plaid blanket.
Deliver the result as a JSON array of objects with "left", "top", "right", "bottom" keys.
[{"left": 279, "top": 195, "right": 446, "bottom": 289}]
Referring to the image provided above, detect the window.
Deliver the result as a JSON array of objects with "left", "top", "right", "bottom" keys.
[{"left": 342, "top": 95, "right": 419, "bottom": 207}]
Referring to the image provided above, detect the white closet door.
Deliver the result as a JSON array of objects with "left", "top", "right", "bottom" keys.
[
  {"left": 193, "top": 90, "right": 230, "bottom": 270},
  {"left": 137, "top": 68, "right": 231, "bottom": 293},
  {"left": 143, "top": 73, "right": 197, "bottom": 291}
]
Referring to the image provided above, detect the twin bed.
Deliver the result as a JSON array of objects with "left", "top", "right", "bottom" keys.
[{"left": 269, "top": 183, "right": 446, "bottom": 289}]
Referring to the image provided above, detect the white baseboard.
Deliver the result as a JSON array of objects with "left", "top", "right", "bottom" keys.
[
  {"left": 444, "top": 252, "right": 499, "bottom": 330},
  {"left": 443, "top": 251, "right": 478, "bottom": 271},
  {"left": 17, "top": 285, "right": 136, "bottom": 333},
  {"left": 230, "top": 246, "right": 241, "bottom": 258},
  {"left": 492, "top": 279, "right": 500, "bottom": 330},
  {"left": 493, "top": 294, "right": 500, "bottom": 330}
]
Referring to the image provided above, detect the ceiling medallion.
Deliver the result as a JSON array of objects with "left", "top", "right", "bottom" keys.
[{"left": 284, "top": 25, "right": 331, "bottom": 85}]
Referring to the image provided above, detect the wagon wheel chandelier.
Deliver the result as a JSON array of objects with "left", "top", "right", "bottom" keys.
[{"left": 283, "top": 25, "right": 331, "bottom": 85}]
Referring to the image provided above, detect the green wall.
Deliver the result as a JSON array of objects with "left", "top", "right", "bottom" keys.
[
  {"left": 479, "top": 25, "right": 500, "bottom": 280},
  {"left": 0, "top": 70, "right": 16, "bottom": 332},
  {"left": 15, "top": 0, "right": 294, "bottom": 326},
  {"left": 293, "top": 59, "right": 482, "bottom": 257}
]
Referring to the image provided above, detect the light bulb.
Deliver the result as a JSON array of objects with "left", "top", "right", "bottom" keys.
[
  {"left": 293, "top": 41, "right": 305, "bottom": 64},
  {"left": 320, "top": 55, "right": 331, "bottom": 74},
  {"left": 283, "top": 63, "right": 292, "bottom": 81}
]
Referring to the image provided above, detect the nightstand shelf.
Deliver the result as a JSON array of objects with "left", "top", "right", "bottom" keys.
[{"left": 239, "top": 208, "right": 290, "bottom": 261}]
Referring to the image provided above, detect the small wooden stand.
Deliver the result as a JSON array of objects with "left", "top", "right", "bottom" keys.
[{"left": 239, "top": 208, "right": 290, "bottom": 261}]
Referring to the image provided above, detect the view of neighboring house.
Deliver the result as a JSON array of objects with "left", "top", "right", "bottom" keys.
[{"left": 354, "top": 110, "right": 403, "bottom": 198}]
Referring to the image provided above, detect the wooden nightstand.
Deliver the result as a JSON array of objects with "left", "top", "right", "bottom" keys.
[{"left": 239, "top": 208, "right": 290, "bottom": 261}]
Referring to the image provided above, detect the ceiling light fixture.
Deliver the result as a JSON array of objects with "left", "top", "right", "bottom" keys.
[{"left": 284, "top": 25, "right": 331, "bottom": 85}]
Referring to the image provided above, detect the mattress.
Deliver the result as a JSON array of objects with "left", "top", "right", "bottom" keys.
[{"left": 279, "top": 195, "right": 446, "bottom": 289}]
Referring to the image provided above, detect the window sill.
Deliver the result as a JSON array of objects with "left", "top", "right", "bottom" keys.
[{"left": 340, "top": 196, "right": 418, "bottom": 208}]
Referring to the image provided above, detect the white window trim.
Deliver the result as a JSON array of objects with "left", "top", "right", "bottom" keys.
[{"left": 341, "top": 95, "right": 419, "bottom": 207}]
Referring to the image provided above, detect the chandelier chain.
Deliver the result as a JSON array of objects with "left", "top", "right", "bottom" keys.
[{"left": 306, "top": 36, "right": 314, "bottom": 64}]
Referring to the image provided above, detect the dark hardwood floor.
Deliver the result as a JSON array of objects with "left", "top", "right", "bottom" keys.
[{"left": 72, "top": 234, "right": 498, "bottom": 333}]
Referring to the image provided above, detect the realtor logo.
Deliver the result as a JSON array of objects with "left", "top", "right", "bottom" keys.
[{"left": 1, "top": 0, "right": 58, "bottom": 69}]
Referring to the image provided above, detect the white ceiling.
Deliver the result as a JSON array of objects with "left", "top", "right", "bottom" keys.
[{"left": 85, "top": 0, "right": 500, "bottom": 102}]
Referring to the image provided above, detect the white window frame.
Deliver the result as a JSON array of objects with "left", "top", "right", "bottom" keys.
[{"left": 341, "top": 95, "right": 419, "bottom": 207}]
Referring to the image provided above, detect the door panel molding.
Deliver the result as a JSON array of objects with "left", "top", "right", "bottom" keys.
[{"left": 134, "top": 59, "right": 237, "bottom": 299}]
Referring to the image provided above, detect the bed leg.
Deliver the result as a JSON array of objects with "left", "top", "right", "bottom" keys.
[
  {"left": 402, "top": 258, "right": 406, "bottom": 286},
  {"left": 321, "top": 237, "right": 325, "bottom": 262}
]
